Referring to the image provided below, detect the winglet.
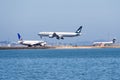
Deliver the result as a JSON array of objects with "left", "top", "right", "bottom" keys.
[{"left": 76, "top": 26, "right": 82, "bottom": 33}]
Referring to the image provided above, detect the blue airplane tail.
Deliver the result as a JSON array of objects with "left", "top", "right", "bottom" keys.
[
  {"left": 76, "top": 26, "right": 82, "bottom": 33},
  {"left": 17, "top": 33, "right": 22, "bottom": 40}
]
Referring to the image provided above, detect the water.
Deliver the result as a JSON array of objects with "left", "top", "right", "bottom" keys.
[{"left": 0, "top": 48, "right": 120, "bottom": 80}]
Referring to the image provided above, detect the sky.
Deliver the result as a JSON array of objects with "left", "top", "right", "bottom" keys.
[{"left": 0, "top": 0, "right": 120, "bottom": 43}]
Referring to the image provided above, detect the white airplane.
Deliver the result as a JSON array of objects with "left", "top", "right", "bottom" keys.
[
  {"left": 93, "top": 39, "right": 116, "bottom": 46},
  {"left": 38, "top": 26, "right": 83, "bottom": 39},
  {"left": 17, "top": 33, "right": 47, "bottom": 47}
]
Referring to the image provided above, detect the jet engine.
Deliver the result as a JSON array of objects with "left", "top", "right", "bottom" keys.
[{"left": 49, "top": 35, "right": 53, "bottom": 38}]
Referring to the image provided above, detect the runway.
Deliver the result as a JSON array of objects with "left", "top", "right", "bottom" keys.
[
  {"left": 0, "top": 46, "right": 55, "bottom": 50},
  {"left": 1, "top": 45, "right": 120, "bottom": 50}
]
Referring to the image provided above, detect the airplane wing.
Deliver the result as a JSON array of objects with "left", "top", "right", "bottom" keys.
[{"left": 52, "top": 33, "right": 64, "bottom": 39}]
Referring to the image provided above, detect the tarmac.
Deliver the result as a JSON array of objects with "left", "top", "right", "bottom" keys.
[
  {"left": 0, "top": 45, "right": 120, "bottom": 50},
  {"left": 0, "top": 46, "right": 55, "bottom": 50}
]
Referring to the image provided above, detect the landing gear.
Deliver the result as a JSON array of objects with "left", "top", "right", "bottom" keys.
[{"left": 28, "top": 45, "right": 32, "bottom": 47}]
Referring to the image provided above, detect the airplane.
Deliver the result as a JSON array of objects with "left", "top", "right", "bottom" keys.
[
  {"left": 93, "top": 38, "right": 116, "bottom": 46},
  {"left": 17, "top": 33, "right": 47, "bottom": 47},
  {"left": 38, "top": 26, "right": 83, "bottom": 39}
]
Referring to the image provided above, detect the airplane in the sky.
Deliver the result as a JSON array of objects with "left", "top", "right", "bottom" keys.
[
  {"left": 93, "top": 38, "right": 116, "bottom": 46},
  {"left": 38, "top": 26, "right": 83, "bottom": 39},
  {"left": 17, "top": 33, "right": 47, "bottom": 47}
]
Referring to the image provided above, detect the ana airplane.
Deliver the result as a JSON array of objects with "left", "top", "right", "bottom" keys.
[
  {"left": 17, "top": 33, "right": 47, "bottom": 47},
  {"left": 38, "top": 26, "right": 83, "bottom": 39},
  {"left": 93, "top": 39, "right": 116, "bottom": 46}
]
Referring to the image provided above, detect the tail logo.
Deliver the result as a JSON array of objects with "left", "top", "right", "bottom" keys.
[
  {"left": 76, "top": 26, "right": 82, "bottom": 33},
  {"left": 17, "top": 33, "right": 22, "bottom": 40}
]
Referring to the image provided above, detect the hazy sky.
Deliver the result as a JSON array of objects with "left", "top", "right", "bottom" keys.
[{"left": 0, "top": 0, "right": 120, "bottom": 42}]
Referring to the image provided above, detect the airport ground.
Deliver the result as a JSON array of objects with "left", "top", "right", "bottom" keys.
[{"left": 1, "top": 45, "right": 120, "bottom": 50}]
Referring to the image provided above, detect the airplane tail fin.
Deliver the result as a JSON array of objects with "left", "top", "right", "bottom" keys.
[
  {"left": 112, "top": 38, "right": 116, "bottom": 43},
  {"left": 17, "top": 33, "right": 23, "bottom": 40},
  {"left": 76, "top": 26, "right": 83, "bottom": 33}
]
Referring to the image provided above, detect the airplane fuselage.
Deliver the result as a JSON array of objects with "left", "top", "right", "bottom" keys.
[
  {"left": 18, "top": 40, "right": 46, "bottom": 46},
  {"left": 39, "top": 32, "right": 80, "bottom": 37},
  {"left": 93, "top": 41, "right": 113, "bottom": 45}
]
